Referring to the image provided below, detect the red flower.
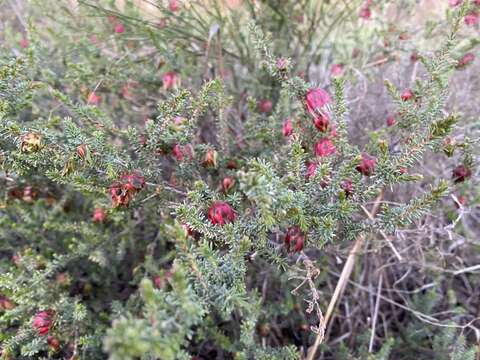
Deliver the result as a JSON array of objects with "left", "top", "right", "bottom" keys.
[
  {"left": 282, "top": 119, "right": 293, "bottom": 137},
  {"left": 456, "top": 53, "right": 475, "bottom": 69},
  {"left": 356, "top": 153, "right": 377, "bottom": 176},
  {"left": 314, "top": 138, "right": 336, "bottom": 157},
  {"left": 341, "top": 179, "right": 354, "bottom": 197},
  {"left": 386, "top": 116, "right": 396, "bottom": 127},
  {"left": 47, "top": 336, "right": 60, "bottom": 350},
  {"left": 33, "top": 310, "right": 54, "bottom": 335},
  {"left": 359, "top": 7, "right": 372, "bottom": 20},
  {"left": 284, "top": 226, "right": 305, "bottom": 253},
  {"left": 401, "top": 89, "right": 414, "bottom": 101},
  {"left": 19, "top": 38, "right": 29, "bottom": 49},
  {"left": 92, "top": 208, "right": 107, "bottom": 223},
  {"left": 114, "top": 23, "right": 125, "bottom": 34},
  {"left": 330, "top": 63, "right": 344, "bottom": 77},
  {"left": 464, "top": 12, "right": 479, "bottom": 26},
  {"left": 109, "top": 172, "right": 145, "bottom": 207},
  {"left": 313, "top": 113, "right": 330, "bottom": 132},
  {"left": 87, "top": 92, "right": 101, "bottom": 105},
  {"left": 202, "top": 148, "right": 218, "bottom": 168},
  {"left": 162, "top": 71, "right": 180, "bottom": 90},
  {"left": 258, "top": 99, "right": 273, "bottom": 113},
  {"left": 222, "top": 177, "right": 235, "bottom": 192},
  {"left": 306, "top": 162, "right": 318, "bottom": 179},
  {"left": 208, "top": 202, "right": 236, "bottom": 226},
  {"left": 169, "top": 0, "right": 180, "bottom": 11},
  {"left": 172, "top": 144, "right": 184, "bottom": 161},
  {"left": 452, "top": 165, "right": 472, "bottom": 183},
  {"left": 305, "top": 88, "right": 331, "bottom": 116}
]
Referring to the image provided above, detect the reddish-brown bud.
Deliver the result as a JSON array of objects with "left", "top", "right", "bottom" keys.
[
  {"left": 222, "top": 177, "right": 235, "bottom": 192},
  {"left": 356, "top": 153, "right": 377, "bottom": 176},
  {"left": 32, "top": 310, "right": 54, "bottom": 335},
  {"left": 284, "top": 226, "right": 305, "bottom": 253},
  {"left": 202, "top": 148, "right": 218, "bottom": 168},
  {"left": 208, "top": 202, "right": 236, "bottom": 226},
  {"left": 452, "top": 164, "right": 472, "bottom": 183},
  {"left": 282, "top": 119, "right": 293, "bottom": 137},
  {"left": 314, "top": 138, "right": 336, "bottom": 157}
]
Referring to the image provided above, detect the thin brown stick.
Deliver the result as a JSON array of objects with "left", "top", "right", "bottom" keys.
[{"left": 306, "top": 192, "right": 384, "bottom": 360}]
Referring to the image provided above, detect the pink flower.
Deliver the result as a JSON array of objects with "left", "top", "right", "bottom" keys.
[
  {"left": 306, "top": 162, "right": 318, "bottom": 179},
  {"left": 305, "top": 88, "right": 331, "bottom": 117},
  {"left": 87, "top": 92, "right": 101, "bottom": 105},
  {"left": 330, "top": 63, "right": 344, "bottom": 77},
  {"left": 456, "top": 53, "right": 475, "bottom": 69},
  {"left": 258, "top": 99, "right": 273, "bottom": 113},
  {"left": 169, "top": 0, "right": 180, "bottom": 12},
  {"left": 282, "top": 119, "right": 293, "bottom": 137},
  {"left": 449, "top": 0, "right": 462, "bottom": 6},
  {"left": 359, "top": 7, "right": 372, "bottom": 20},
  {"left": 172, "top": 144, "right": 184, "bottom": 161},
  {"left": 222, "top": 177, "right": 235, "bottom": 192},
  {"left": 314, "top": 138, "right": 336, "bottom": 157},
  {"left": 356, "top": 153, "right": 377, "bottom": 176},
  {"left": 92, "top": 208, "right": 107, "bottom": 223},
  {"left": 386, "top": 116, "right": 396, "bottom": 127},
  {"left": 464, "top": 12, "right": 479, "bottom": 26},
  {"left": 284, "top": 226, "right": 305, "bottom": 253},
  {"left": 162, "top": 71, "right": 180, "bottom": 90},
  {"left": 33, "top": 310, "right": 54, "bottom": 335},
  {"left": 89, "top": 34, "right": 98, "bottom": 44},
  {"left": 208, "top": 202, "right": 236, "bottom": 226},
  {"left": 276, "top": 57, "right": 289, "bottom": 71},
  {"left": 401, "top": 89, "right": 414, "bottom": 101},
  {"left": 19, "top": 38, "right": 29, "bottom": 49},
  {"left": 313, "top": 113, "right": 330, "bottom": 132},
  {"left": 114, "top": 23, "right": 125, "bottom": 34}
]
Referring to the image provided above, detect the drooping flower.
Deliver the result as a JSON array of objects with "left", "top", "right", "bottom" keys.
[
  {"left": 114, "top": 23, "right": 125, "bottom": 34},
  {"left": 19, "top": 38, "right": 29, "bottom": 49},
  {"left": 76, "top": 144, "right": 89, "bottom": 160},
  {"left": 172, "top": 144, "right": 185, "bottom": 161},
  {"left": 32, "top": 310, "right": 54, "bottom": 335},
  {"left": 87, "top": 92, "right": 101, "bottom": 105},
  {"left": 305, "top": 162, "right": 318, "bottom": 179},
  {"left": 356, "top": 153, "right": 377, "bottom": 176},
  {"left": 162, "top": 71, "right": 180, "bottom": 90},
  {"left": 109, "top": 172, "right": 145, "bottom": 207},
  {"left": 452, "top": 164, "right": 472, "bottom": 183},
  {"left": 305, "top": 88, "right": 331, "bottom": 116},
  {"left": 284, "top": 226, "right": 305, "bottom": 253},
  {"left": 314, "top": 138, "right": 336, "bottom": 157},
  {"left": 202, "top": 148, "right": 218, "bottom": 168},
  {"left": 169, "top": 0, "right": 180, "bottom": 12},
  {"left": 282, "top": 119, "right": 293, "bottom": 137},
  {"left": 359, "top": 6, "right": 372, "bottom": 20},
  {"left": 208, "top": 202, "right": 236, "bottom": 226}
]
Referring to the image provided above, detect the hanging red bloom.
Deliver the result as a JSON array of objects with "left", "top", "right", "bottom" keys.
[
  {"left": 284, "top": 226, "right": 305, "bottom": 253},
  {"left": 208, "top": 202, "right": 236, "bottom": 226}
]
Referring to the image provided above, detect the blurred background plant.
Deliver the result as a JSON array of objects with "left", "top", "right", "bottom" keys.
[{"left": 0, "top": 0, "right": 479, "bottom": 359}]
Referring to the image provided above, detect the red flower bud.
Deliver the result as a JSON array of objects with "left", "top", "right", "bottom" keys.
[
  {"left": 20, "top": 38, "right": 29, "bottom": 49},
  {"left": 284, "top": 226, "right": 305, "bottom": 253},
  {"left": 356, "top": 153, "right": 377, "bottom": 176},
  {"left": 314, "top": 138, "right": 336, "bottom": 157},
  {"left": 169, "top": 0, "right": 180, "bottom": 11},
  {"left": 305, "top": 88, "right": 331, "bottom": 117},
  {"left": 208, "top": 201, "right": 236, "bottom": 226},
  {"left": 87, "top": 92, "right": 101, "bottom": 105},
  {"left": 452, "top": 164, "right": 472, "bottom": 183},
  {"left": 312, "top": 113, "right": 330, "bottom": 132},
  {"left": 109, "top": 172, "right": 145, "bottom": 207},
  {"left": 341, "top": 179, "right": 354, "bottom": 197},
  {"left": 114, "top": 23, "right": 125, "bottom": 34},
  {"left": 202, "top": 148, "right": 218, "bottom": 168},
  {"left": 401, "top": 89, "right": 414, "bottom": 101},
  {"left": 76, "top": 144, "right": 88, "bottom": 159},
  {"left": 47, "top": 336, "right": 60, "bottom": 350},
  {"left": 33, "top": 310, "right": 54, "bottom": 336},
  {"left": 359, "top": 7, "right": 372, "bottom": 20},
  {"left": 330, "top": 63, "right": 344, "bottom": 77},
  {"left": 172, "top": 144, "right": 185, "bottom": 161},
  {"left": 258, "top": 99, "right": 273, "bottom": 113},
  {"left": 222, "top": 177, "right": 235, "bottom": 192},
  {"left": 456, "top": 53, "right": 475, "bottom": 69},
  {"left": 386, "top": 116, "right": 396, "bottom": 127},
  {"left": 306, "top": 162, "right": 318, "bottom": 179},
  {"left": 92, "top": 208, "right": 107, "bottom": 223},
  {"left": 162, "top": 71, "right": 180, "bottom": 90},
  {"left": 282, "top": 119, "right": 293, "bottom": 137},
  {"left": 464, "top": 12, "right": 479, "bottom": 26}
]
